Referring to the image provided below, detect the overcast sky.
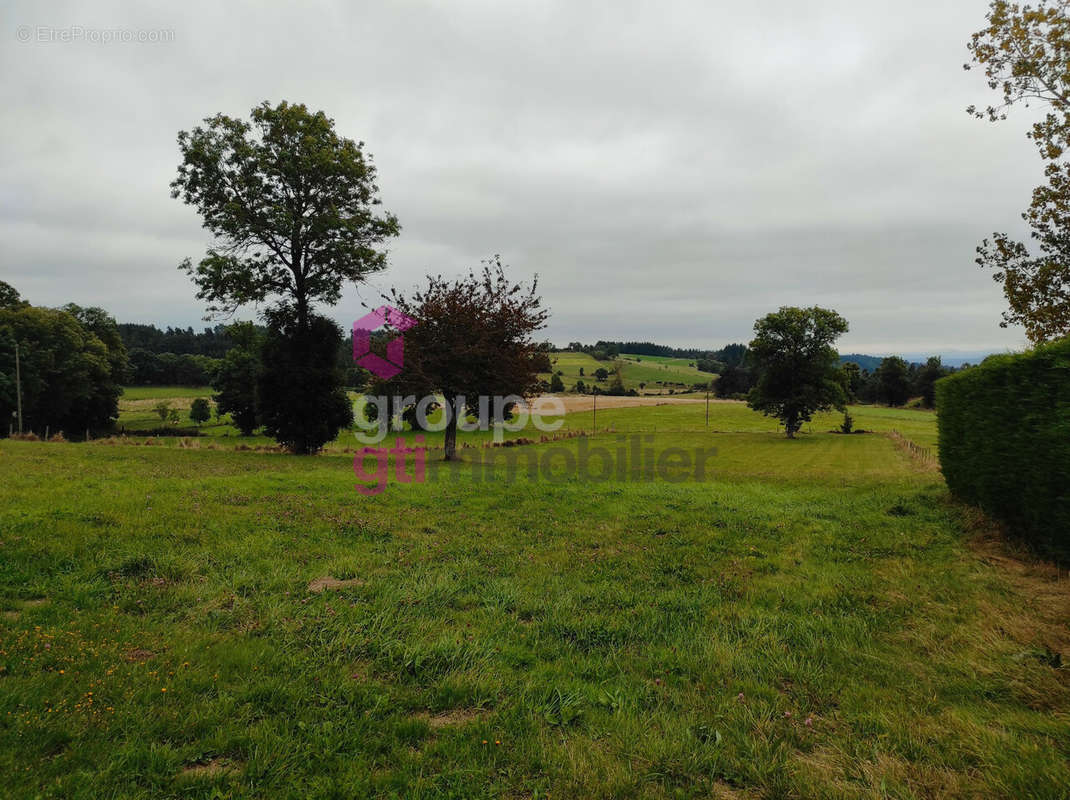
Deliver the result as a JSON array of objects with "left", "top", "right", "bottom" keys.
[{"left": 1, "top": 0, "right": 1042, "bottom": 354}]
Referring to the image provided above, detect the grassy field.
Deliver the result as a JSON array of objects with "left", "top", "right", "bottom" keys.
[
  {"left": 2, "top": 402, "right": 1067, "bottom": 798},
  {"left": 119, "top": 387, "right": 215, "bottom": 401},
  {"left": 541, "top": 352, "right": 711, "bottom": 393},
  {"left": 115, "top": 385, "right": 940, "bottom": 454}
]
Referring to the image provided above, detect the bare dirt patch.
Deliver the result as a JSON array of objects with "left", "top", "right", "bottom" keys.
[
  {"left": 4, "top": 598, "right": 50, "bottom": 618},
  {"left": 347, "top": 660, "right": 373, "bottom": 682},
  {"left": 179, "top": 757, "right": 241, "bottom": 779},
  {"left": 526, "top": 395, "right": 722, "bottom": 415},
  {"left": 413, "top": 708, "right": 488, "bottom": 728},
  {"left": 121, "top": 397, "right": 196, "bottom": 412},
  {"left": 307, "top": 576, "right": 365, "bottom": 593},
  {"left": 124, "top": 648, "right": 156, "bottom": 663}
]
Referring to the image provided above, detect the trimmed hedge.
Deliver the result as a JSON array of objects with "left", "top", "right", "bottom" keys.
[{"left": 936, "top": 337, "right": 1070, "bottom": 552}]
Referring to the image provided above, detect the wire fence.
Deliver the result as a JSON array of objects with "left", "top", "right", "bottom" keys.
[{"left": 889, "top": 429, "right": 939, "bottom": 467}]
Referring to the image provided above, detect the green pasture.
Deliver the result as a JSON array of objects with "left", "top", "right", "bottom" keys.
[
  {"left": 119, "top": 386, "right": 214, "bottom": 401},
  {"left": 554, "top": 402, "right": 939, "bottom": 449},
  {"left": 116, "top": 384, "right": 938, "bottom": 455},
  {"left": 541, "top": 352, "right": 711, "bottom": 393},
  {"left": 1, "top": 401, "right": 1066, "bottom": 798}
]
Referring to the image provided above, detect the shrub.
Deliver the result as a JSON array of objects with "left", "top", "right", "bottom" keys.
[
  {"left": 189, "top": 397, "right": 211, "bottom": 425},
  {"left": 840, "top": 411, "right": 853, "bottom": 434},
  {"left": 936, "top": 338, "right": 1070, "bottom": 554}
]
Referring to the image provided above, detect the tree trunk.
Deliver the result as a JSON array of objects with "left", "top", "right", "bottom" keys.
[
  {"left": 785, "top": 413, "right": 798, "bottom": 439},
  {"left": 443, "top": 411, "right": 458, "bottom": 461},
  {"left": 295, "top": 293, "right": 308, "bottom": 332}
]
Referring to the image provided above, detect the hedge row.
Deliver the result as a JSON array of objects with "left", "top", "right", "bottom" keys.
[{"left": 936, "top": 337, "right": 1070, "bottom": 553}]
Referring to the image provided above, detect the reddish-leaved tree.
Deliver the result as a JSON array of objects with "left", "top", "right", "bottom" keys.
[{"left": 381, "top": 257, "right": 550, "bottom": 460}]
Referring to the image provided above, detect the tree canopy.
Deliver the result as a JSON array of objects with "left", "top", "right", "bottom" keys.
[
  {"left": 381, "top": 258, "right": 550, "bottom": 460},
  {"left": 875, "top": 356, "right": 912, "bottom": 407},
  {"left": 0, "top": 300, "right": 125, "bottom": 436},
  {"left": 0, "top": 281, "right": 27, "bottom": 311},
  {"left": 171, "top": 100, "right": 400, "bottom": 328},
  {"left": 746, "top": 306, "right": 849, "bottom": 438},
  {"left": 967, "top": 0, "right": 1070, "bottom": 342}
]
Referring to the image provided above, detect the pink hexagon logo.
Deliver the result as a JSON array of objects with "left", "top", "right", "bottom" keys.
[{"left": 353, "top": 305, "right": 418, "bottom": 379}]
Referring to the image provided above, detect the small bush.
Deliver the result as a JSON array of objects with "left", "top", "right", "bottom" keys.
[
  {"left": 936, "top": 337, "right": 1070, "bottom": 554},
  {"left": 189, "top": 398, "right": 211, "bottom": 426}
]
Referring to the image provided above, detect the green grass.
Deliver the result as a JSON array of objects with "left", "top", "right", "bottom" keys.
[
  {"left": 555, "top": 401, "right": 932, "bottom": 437},
  {"left": 1, "top": 402, "right": 1067, "bottom": 798},
  {"left": 616, "top": 353, "right": 713, "bottom": 388},
  {"left": 117, "top": 387, "right": 267, "bottom": 441},
  {"left": 541, "top": 352, "right": 712, "bottom": 393},
  {"left": 115, "top": 386, "right": 939, "bottom": 457},
  {"left": 120, "top": 386, "right": 214, "bottom": 401}
]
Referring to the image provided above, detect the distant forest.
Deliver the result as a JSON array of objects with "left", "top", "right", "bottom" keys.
[
  {"left": 117, "top": 323, "right": 244, "bottom": 357},
  {"left": 117, "top": 324, "right": 255, "bottom": 385},
  {"left": 565, "top": 340, "right": 749, "bottom": 366}
]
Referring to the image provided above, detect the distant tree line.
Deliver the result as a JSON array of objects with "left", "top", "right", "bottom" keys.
[
  {"left": 117, "top": 323, "right": 238, "bottom": 357},
  {"left": 741, "top": 308, "right": 969, "bottom": 437},
  {"left": 119, "top": 321, "right": 368, "bottom": 389},
  {"left": 566, "top": 340, "right": 711, "bottom": 359},
  {"left": 564, "top": 340, "right": 751, "bottom": 372},
  {"left": 127, "top": 350, "right": 220, "bottom": 386},
  {"left": 118, "top": 323, "right": 243, "bottom": 385},
  {"left": 844, "top": 356, "right": 959, "bottom": 409}
]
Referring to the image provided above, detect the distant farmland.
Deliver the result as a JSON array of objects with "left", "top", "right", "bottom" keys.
[{"left": 541, "top": 351, "right": 713, "bottom": 393}]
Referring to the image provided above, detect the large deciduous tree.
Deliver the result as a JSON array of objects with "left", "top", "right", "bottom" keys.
[
  {"left": 171, "top": 101, "right": 400, "bottom": 329},
  {"left": 383, "top": 258, "right": 550, "bottom": 461},
  {"left": 967, "top": 0, "right": 1070, "bottom": 342},
  {"left": 746, "top": 306, "right": 849, "bottom": 438},
  {"left": 171, "top": 101, "right": 397, "bottom": 452}
]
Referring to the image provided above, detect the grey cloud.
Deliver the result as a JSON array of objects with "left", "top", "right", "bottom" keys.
[{"left": 1, "top": 0, "right": 1038, "bottom": 354}]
